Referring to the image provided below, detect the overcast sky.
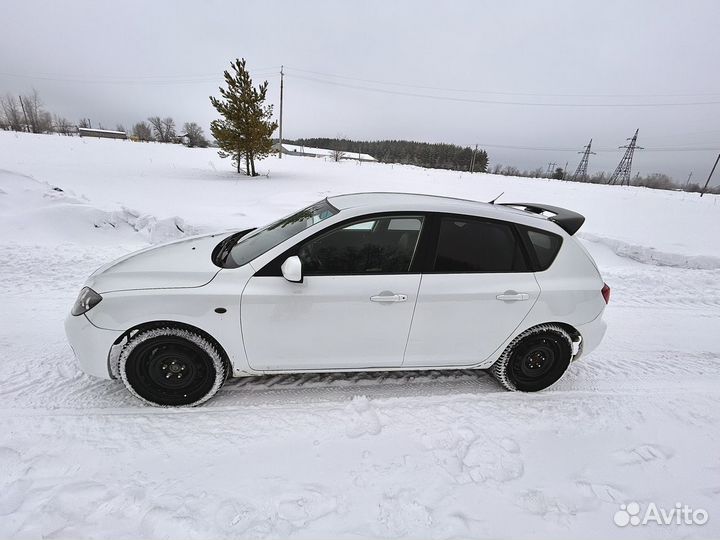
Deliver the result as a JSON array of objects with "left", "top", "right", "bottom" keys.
[{"left": 2, "top": 0, "right": 720, "bottom": 184}]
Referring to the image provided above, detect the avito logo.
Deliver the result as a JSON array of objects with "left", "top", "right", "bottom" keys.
[{"left": 614, "top": 502, "right": 709, "bottom": 527}]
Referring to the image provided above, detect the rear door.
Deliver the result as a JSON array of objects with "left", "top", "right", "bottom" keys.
[{"left": 403, "top": 215, "right": 539, "bottom": 367}]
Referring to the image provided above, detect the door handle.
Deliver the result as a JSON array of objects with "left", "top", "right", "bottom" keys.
[
  {"left": 370, "top": 294, "right": 408, "bottom": 303},
  {"left": 496, "top": 292, "right": 530, "bottom": 301}
]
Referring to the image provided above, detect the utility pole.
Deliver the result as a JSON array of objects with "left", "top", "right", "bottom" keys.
[
  {"left": 572, "top": 139, "right": 595, "bottom": 182},
  {"left": 685, "top": 171, "right": 693, "bottom": 189},
  {"left": 18, "top": 95, "right": 30, "bottom": 133},
  {"left": 608, "top": 129, "right": 643, "bottom": 186},
  {"left": 700, "top": 153, "right": 720, "bottom": 197},
  {"left": 278, "top": 65, "right": 284, "bottom": 159},
  {"left": 470, "top": 144, "right": 478, "bottom": 173}
]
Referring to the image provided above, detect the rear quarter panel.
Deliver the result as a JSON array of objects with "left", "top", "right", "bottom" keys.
[
  {"left": 530, "top": 235, "right": 606, "bottom": 325},
  {"left": 475, "top": 234, "right": 607, "bottom": 368}
]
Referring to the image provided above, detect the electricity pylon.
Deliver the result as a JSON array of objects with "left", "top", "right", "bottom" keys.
[
  {"left": 571, "top": 139, "right": 595, "bottom": 182},
  {"left": 608, "top": 129, "right": 643, "bottom": 186}
]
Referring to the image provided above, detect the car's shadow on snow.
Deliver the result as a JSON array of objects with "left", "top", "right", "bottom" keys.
[{"left": 208, "top": 368, "right": 504, "bottom": 407}]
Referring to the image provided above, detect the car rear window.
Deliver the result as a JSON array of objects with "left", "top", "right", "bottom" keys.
[
  {"left": 525, "top": 227, "right": 563, "bottom": 270},
  {"left": 433, "top": 217, "right": 528, "bottom": 273}
]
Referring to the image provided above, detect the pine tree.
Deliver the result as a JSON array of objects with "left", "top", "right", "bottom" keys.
[{"left": 210, "top": 58, "right": 277, "bottom": 176}]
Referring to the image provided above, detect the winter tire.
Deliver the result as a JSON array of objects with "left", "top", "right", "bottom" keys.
[
  {"left": 119, "top": 327, "right": 227, "bottom": 407},
  {"left": 490, "top": 324, "right": 573, "bottom": 392}
]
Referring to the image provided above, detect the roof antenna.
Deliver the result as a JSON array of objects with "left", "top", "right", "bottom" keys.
[{"left": 488, "top": 192, "right": 504, "bottom": 204}]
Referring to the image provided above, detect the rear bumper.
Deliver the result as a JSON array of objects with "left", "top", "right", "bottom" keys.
[
  {"left": 574, "top": 313, "right": 607, "bottom": 360},
  {"left": 64, "top": 313, "right": 122, "bottom": 379}
]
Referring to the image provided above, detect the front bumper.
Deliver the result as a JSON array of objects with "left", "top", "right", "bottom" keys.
[{"left": 64, "top": 313, "right": 123, "bottom": 379}]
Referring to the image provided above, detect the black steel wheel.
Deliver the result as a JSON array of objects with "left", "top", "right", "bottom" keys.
[
  {"left": 119, "top": 327, "right": 227, "bottom": 406},
  {"left": 490, "top": 324, "right": 573, "bottom": 392}
]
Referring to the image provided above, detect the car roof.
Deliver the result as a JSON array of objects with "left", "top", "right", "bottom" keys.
[{"left": 327, "top": 192, "right": 554, "bottom": 230}]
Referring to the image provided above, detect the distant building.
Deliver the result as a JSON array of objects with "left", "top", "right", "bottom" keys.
[
  {"left": 78, "top": 128, "right": 127, "bottom": 140},
  {"left": 272, "top": 143, "right": 377, "bottom": 162}
]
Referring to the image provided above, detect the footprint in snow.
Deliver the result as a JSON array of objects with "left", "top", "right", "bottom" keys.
[
  {"left": 344, "top": 395, "right": 382, "bottom": 438},
  {"left": 214, "top": 498, "right": 256, "bottom": 533},
  {"left": 0, "top": 446, "right": 25, "bottom": 480},
  {"left": 50, "top": 481, "right": 115, "bottom": 520},
  {"left": 423, "top": 429, "right": 524, "bottom": 484},
  {"left": 612, "top": 443, "right": 674, "bottom": 465},
  {"left": 462, "top": 437, "right": 524, "bottom": 484},
  {"left": 0, "top": 478, "right": 32, "bottom": 516},
  {"left": 140, "top": 505, "right": 205, "bottom": 539},
  {"left": 376, "top": 489, "right": 432, "bottom": 537},
  {"left": 574, "top": 480, "right": 628, "bottom": 504},
  {"left": 276, "top": 488, "right": 338, "bottom": 526}
]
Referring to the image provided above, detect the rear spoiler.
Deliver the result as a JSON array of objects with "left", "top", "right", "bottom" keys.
[{"left": 499, "top": 203, "right": 585, "bottom": 235}]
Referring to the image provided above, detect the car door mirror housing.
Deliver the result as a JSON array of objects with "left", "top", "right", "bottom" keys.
[{"left": 281, "top": 255, "right": 303, "bottom": 283}]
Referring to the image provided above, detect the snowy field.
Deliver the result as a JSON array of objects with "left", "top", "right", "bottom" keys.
[{"left": 0, "top": 131, "right": 719, "bottom": 539}]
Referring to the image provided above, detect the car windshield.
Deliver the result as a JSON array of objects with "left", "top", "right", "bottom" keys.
[{"left": 224, "top": 199, "right": 338, "bottom": 268}]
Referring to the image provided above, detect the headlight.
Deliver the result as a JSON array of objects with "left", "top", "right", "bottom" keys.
[{"left": 71, "top": 287, "right": 103, "bottom": 316}]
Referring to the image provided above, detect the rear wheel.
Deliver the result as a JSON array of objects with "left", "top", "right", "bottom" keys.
[
  {"left": 490, "top": 324, "right": 573, "bottom": 392},
  {"left": 119, "top": 327, "right": 227, "bottom": 406}
]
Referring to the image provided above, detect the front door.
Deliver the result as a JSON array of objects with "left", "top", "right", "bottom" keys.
[
  {"left": 241, "top": 215, "right": 425, "bottom": 371},
  {"left": 404, "top": 215, "right": 539, "bottom": 367}
]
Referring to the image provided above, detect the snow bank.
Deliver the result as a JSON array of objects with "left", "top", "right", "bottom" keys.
[
  {"left": 0, "top": 169, "right": 197, "bottom": 245},
  {"left": 0, "top": 132, "right": 717, "bottom": 266},
  {"left": 580, "top": 232, "right": 720, "bottom": 270}
]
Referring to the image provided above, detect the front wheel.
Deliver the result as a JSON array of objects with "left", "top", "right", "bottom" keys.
[
  {"left": 490, "top": 324, "right": 573, "bottom": 392},
  {"left": 118, "top": 327, "right": 227, "bottom": 406}
]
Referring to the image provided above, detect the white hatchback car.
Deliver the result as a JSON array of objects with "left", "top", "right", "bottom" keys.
[{"left": 65, "top": 193, "right": 609, "bottom": 406}]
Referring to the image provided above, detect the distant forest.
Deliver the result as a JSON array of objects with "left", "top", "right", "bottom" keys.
[{"left": 288, "top": 138, "right": 488, "bottom": 173}]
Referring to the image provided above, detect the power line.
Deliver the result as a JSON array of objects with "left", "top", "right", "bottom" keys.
[
  {"left": 284, "top": 66, "right": 720, "bottom": 99},
  {"left": 0, "top": 68, "right": 280, "bottom": 85},
  {"left": 288, "top": 73, "right": 720, "bottom": 108},
  {"left": 470, "top": 142, "right": 719, "bottom": 152},
  {"left": 0, "top": 66, "right": 280, "bottom": 80}
]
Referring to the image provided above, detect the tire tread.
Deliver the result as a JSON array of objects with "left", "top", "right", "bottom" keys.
[
  {"left": 118, "top": 326, "right": 227, "bottom": 407},
  {"left": 490, "top": 324, "right": 573, "bottom": 392}
]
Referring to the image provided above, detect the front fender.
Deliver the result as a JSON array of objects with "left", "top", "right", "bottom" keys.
[{"left": 85, "top": 267, "right": 256, "bottom": 377}]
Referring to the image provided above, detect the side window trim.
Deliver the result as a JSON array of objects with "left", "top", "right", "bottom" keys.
[{"left": 254, "top": 212, "right": 431, "bottom": 277}]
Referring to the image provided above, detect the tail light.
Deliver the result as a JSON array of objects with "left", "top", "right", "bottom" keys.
[{"left": 601, "top": 283, "right": 611, "bottom": 304}]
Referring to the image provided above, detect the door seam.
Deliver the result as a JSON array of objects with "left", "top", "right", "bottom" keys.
[{"left": 400, "top": 274, "right": 423, "bottom": 366}]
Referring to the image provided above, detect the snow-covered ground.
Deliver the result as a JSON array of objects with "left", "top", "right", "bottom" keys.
[{"left": 0, "top": 132, "right": 718, "bottom": 539}]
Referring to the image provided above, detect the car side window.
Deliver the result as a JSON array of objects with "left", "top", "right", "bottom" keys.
[
  {"left": 433, "top": 217, "right": 527, "bottom": 272},
  {"left": 299, "top": 216, "right": 424, "bottom": 275},
  {"left": 525, "top": 228, "right": 562, "bottom": 270}
]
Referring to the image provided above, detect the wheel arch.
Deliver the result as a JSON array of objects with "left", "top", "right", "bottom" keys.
[
  {"left": 546, "top": 321, "right": 581, "bottom": 342},
  {"left": 482, "top": 320, "right": 581, "bottom": 369},
  {"left": 110, "top": 320, "right": 232, "bottom": 379},
  {"left": 518, "top": 321, "right": 582, "bottom": 357}
]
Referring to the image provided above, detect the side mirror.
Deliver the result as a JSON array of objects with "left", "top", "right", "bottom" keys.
[{"left": 281, "top": 255, "right": 303, "bottom": 283}]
